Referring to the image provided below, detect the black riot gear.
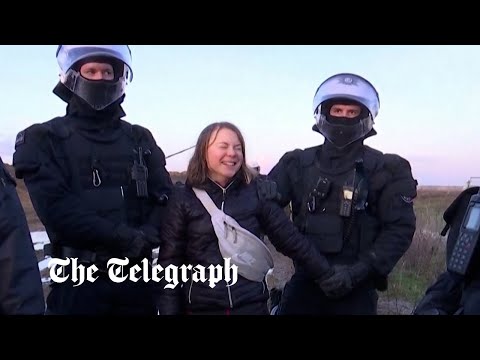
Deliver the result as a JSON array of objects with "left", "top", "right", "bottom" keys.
[{"left": 12, "top": 45, "right": 173, "bottom": 315}]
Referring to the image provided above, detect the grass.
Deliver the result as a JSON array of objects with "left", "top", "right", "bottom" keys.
[{"left": 378, "top": 187, "right": 462, "bottom": 311}]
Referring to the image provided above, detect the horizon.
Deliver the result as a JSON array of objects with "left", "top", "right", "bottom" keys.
[
  {"left": 1, "top": 162, "right": 471, "bottom": 190},
  {"left": 0, "top": 45, "right": 478, "bottom": 186}
]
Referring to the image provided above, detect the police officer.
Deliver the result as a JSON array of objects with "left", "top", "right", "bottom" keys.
[
  {"left": 13, "top": 45, "right": 173, "bottom": 315},
  {"left": 268, "top": 73, "right": 417, "bottom": 315},
  {"left": 0, "top": 156, "right": 45, "bottom": 315}
]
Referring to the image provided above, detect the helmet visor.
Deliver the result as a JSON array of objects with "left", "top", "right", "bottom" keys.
[
  {"left": 316, "top": 114, "right": 374, "bottom": 149},
  {"left": 57, "top": 45, "right": 133, "bottom": 82},
  {"left": 63, "top": 70, "right": 127, "bottom": 110},
  {"left": 312, "top": 73, "right": 379, "bottom": 119}
]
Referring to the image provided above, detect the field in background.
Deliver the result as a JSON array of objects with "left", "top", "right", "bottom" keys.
[
  {"left": 380, "top": 187, "right": 461, "bottom": 312},
  {"left": 5, "top": 163, "right": 463, "bottom": 314}
]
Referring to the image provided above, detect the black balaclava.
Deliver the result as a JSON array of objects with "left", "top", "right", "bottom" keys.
[
  {"left": 313, "top": 98, "right": 376, "bottom": 171},
  {"left": 53, "top": 55, "right": 126, "bottom": 127},
  {"left": 314, "top": 98, "right": 374, "bottom": 150}
]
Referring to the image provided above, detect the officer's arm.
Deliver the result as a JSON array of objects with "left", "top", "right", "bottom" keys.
[
  {"left": 267, "top": 150, "right": 299, "bottom": 208},
  {"left": 155, "top": 187, "right": 186, "bottom": 315},
  {"left": 258, "top": 193, "right": 332, "bottom": 281},
  {"left": 12, "top": 126, "right": 120, "bottom": 249},
  {"left": 141, "top": 128, "right": 173, "bottom": 230},
  {"left": 360, "top": 157, "right": 418, "bottom": 277},
  {"left": 0, "top": 161, "right": 45, "bottom": 315}
]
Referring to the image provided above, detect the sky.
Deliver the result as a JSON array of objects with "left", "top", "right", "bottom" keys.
[{"left": 0, "top": 45, "right": 478, "bottom": 186}]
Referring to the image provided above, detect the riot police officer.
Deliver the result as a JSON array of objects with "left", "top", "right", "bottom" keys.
[
  {"left": 268, "top": 72, "right": 418, "bottom": 315},
  {"left": 0, "top": 156, "right": 45, "bottom": 315},
  {"left": 13, "top": 45, "right": 173, "bottom": 315}
]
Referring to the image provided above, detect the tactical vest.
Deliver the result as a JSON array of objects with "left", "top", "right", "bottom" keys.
[
  {"left": 45, "top": 117, "right": 154, "bottom": 242},
  {"left": 288, "top": 145, "right": 385, "bottom": 261}
]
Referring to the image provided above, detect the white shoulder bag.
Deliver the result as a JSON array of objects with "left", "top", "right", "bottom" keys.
[{"left": 192, "top": 187, "right": 274, "bottom": 282}]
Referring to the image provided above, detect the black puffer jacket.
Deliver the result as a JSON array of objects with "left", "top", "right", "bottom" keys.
[
  {"left": 0, "top": 159, "right": 45, "bottom": 315},
  {"left": 156, "top": 175, "right": 332, "bottom": 314}
]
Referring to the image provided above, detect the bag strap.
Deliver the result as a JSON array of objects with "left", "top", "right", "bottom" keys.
[{"left": 192, "top": 187, "right": 223, "bottom": 217}]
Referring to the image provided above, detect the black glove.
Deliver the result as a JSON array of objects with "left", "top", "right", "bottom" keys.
[
  {"left": 114, "top": 224, "right": 156, "bottom": 259},
  {"left": 317, "top": 262, "right": 372, "bottom": 299},
  {"left": 139, "top": 224, "right": 160, "bottom": 247},
  {"left": 257, "top": 177, "right": 281, "bottom": 202}
]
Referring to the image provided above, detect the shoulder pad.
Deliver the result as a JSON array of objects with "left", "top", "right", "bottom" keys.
[
  {"left": 364, "top": 145, "right": 385, "bottom": 160},
  {"left": 371, "top": 152, "right": 418, "bottom": 207},
  {"left": 131, "top": 123, "right": 151, "bottom": 134},
  {"left": 132, "top": 123, "right": 152, "bottom": 137},
  {"left": 14, "top": 123, "right": 50, "bottom": 149},
  {"left": 123, "top": 121, "right": 155, "bottom": 143},
  {"left": 364, "top": 145, "right": 384, "bottom": 158},
  {"left": 279, "top": 148, "right": 303, "bottom": 165},
  {"left": 279, "top": 147, "right": 319, "bottom": 168},
  {"left": 383, "top": 153, "right": 412, "bottom": 173},
  {"left": 369, "top": 152, "right": 415, "bottom": 184}
]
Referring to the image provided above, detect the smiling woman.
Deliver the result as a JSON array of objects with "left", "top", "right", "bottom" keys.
[
  {"left": 155, "top": 121, "right": 334, "bottom": 315},
  {"left": 206, "top": 127, "right": 244, "bottom": 187},
  {"left": 186, "top": 122, "right": 254, "bottom": 188}
]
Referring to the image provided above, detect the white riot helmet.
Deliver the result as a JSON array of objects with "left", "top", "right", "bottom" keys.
[
  {"left": 250, "top": 161, "right": 260, "bottom": 172},
  {"left": 312, "top": 73, "right": 380, "bottom": 149},
  {"left": 56, "top": 45, "right": 133, "bottom": 110}
]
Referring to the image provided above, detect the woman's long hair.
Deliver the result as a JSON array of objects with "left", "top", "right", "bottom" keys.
[{"left": 186, "top": 122, "right": 255, "bottom": 187}]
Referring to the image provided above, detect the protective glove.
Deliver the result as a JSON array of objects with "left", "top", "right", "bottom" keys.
[
  {"left": 114, "top": 223, "right": 155, "bottom": 259},
  {"left": 256, "top": 177, "right": 282, "bottom": 202},
  {"left": 317, "top": 261, "right": 372, "bottom": 299},
  {"left": 139, "top": 224, "right": 161, "bottom": 247}
]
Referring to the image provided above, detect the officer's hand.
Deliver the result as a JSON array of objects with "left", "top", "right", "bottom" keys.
[
  {"left": 318, "top": 262, "right": 371, "bottom": 299},
  {"left": 139, "top": 224, "right": 160, "bottom": 247},
  {"left": 257, "top": 177, "right": 281, "bottom": 202},
  {"left": 115, "top": 224, "right": 151, "bottom": 259},
  {"left": 317, "top": 265, "right": 353, "bottom": 298}
]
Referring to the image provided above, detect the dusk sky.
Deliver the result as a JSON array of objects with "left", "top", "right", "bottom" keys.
[{"left": 0, "top": 45, "right": 478, "bottom": 186}]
